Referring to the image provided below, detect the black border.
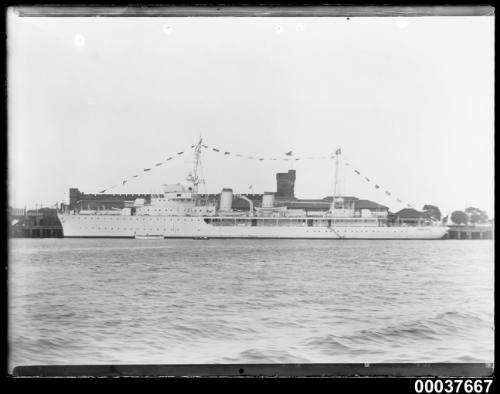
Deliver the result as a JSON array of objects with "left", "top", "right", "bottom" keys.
[{"left": 2, "top": 1, "right": 496, "bottom": 385}]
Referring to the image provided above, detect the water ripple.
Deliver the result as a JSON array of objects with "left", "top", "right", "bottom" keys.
[{"left": 8, "top": 239, "right": 494, "bottom": 370}]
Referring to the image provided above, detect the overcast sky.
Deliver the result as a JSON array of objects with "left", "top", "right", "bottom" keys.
[{"left": 8, "top": 12, "right": 494, "bottom": 216}]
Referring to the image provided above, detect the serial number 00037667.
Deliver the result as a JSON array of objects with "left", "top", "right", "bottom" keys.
[{"left": 415, "top": 380, "right": 493, "bottom": 394}]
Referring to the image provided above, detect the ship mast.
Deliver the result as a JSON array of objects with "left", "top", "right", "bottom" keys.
[
  {"left": 331, "top": 148, "right": 341, "bottom": 212},
  {"left": 191, "top": 136, "right": 203, "bottom": 194},
  {"left": 333, "top": 151, "right": 339, "bottom": 200},
  {"left": 188, "top": 135, "right": 209, "bottom": 204}
]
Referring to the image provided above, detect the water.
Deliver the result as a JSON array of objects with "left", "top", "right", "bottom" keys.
[{"left": 8, "top": 239, "right": 494, "bottom": 371}]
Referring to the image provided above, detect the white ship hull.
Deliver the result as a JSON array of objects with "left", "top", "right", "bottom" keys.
[{"left": 58, "top": 214, "right": 448, "bottom": 240}]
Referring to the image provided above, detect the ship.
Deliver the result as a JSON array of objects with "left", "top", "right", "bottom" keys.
[{"left": 58, "top": 139, "right": 449, "bottom": 240}]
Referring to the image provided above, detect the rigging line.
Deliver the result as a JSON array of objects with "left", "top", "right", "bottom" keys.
[
  {"left": 97, "top": 145, "right": 190, "bottom": 194},
  {"left": 202, "top": 144, "right": 338, "bottom": 161},
  {"left": 341, "top": 154, "right": 417, "bottom": 209}
]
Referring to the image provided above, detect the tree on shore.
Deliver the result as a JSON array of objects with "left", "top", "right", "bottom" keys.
[
  {"left": 423, "top": 204, "right": 442, "bottom": 220},
  {"left": 464, "top": 207, "right": 489, "bottom": 224},
  {"left": 451, "top": 210, "right": 468, "bottom": 225}
]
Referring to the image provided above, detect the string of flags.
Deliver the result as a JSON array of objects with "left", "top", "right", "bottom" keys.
[
  {"left": 97, "top": 150, "right": 186, "bottom": 193},
  {"left": 202, "top": 144, "right": 415, "bottom": 208},
  {"left": 202, "top": 144, "right": 415, "bottom": 207},
  {"left": 97, "top": 141, "right": 415, "bottom": 209},
  {"left": 344, "top": 160, "right": 413, "bottom": 208},
  {"left": 201, "top": 144, "right": 339, "bottom": 161}
]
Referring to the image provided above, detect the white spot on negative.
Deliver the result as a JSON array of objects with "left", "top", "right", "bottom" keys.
[
  {"left": 163, "top": 25, "right": 173, "bottom": 35},
  {"left": 395, "top": 17, "right": 409, "bottom": 29},
  {"left": 296, "top": 24, "right": 305, "bottom": 31},
  {"left": 74, "top": 34, "right": 85, "bottom": 48},
  {"left": 275, "top": 25, "right": 283, "bottom": 33}
]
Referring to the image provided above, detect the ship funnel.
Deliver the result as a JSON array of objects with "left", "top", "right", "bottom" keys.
[
  {"left": 220, "top": 188, "right": 233, "bottom": 211},
  {"left": 262, "top": 192, "right": 275, "bottom": 208}
]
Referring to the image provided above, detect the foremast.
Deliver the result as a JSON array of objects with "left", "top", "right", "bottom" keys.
[{"left": 187, "top": 136, "right": 208, "bottom": 205}]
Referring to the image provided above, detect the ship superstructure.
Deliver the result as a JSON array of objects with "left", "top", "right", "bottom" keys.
[{"left": 58, "top": 138, "right": 449, "bottom": 239}]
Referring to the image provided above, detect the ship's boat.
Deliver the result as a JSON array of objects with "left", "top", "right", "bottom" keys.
[{"left": 134, "top": 235, "right": 165, "bottom": 240}]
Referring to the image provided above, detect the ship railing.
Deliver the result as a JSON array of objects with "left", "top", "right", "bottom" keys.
[{"left": 387, "top": 218, "right": 438, "bottom": 227}]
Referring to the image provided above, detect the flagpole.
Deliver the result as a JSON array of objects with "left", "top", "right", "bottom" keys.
[{"left": 333, "top": 150, "right": 339, "bottom": 200}]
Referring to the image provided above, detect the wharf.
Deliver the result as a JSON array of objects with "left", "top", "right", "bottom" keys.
[
  {"left": 9, "top": 207, "right": 63, "bottom": 238},
  {"left": 10, "top": 225, "right": 63, "bottom": 238},
  {"left": 445, "top": 225, "right": 494, "bottom": 240}
]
